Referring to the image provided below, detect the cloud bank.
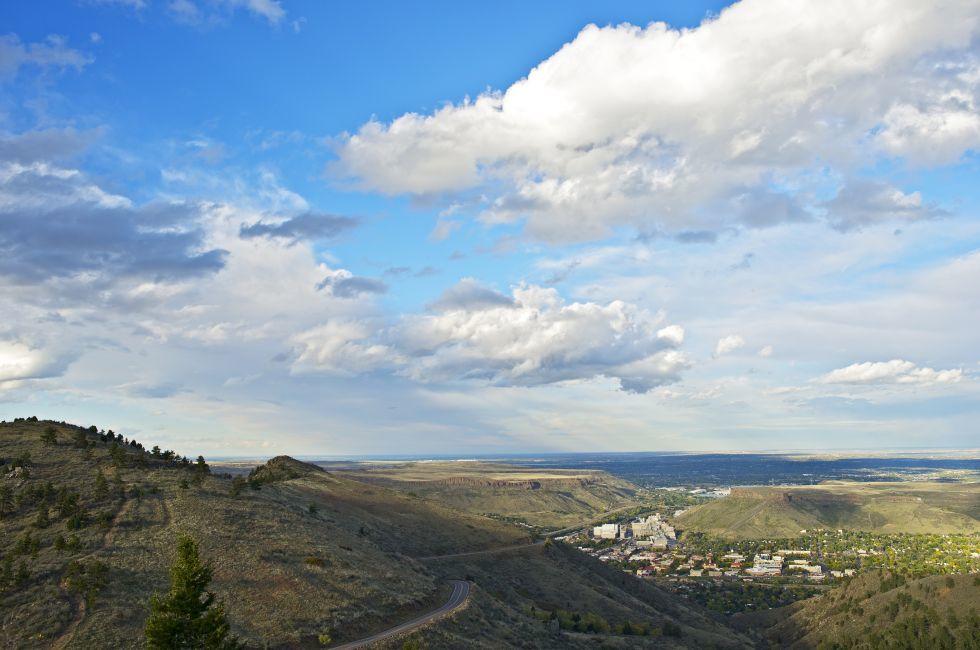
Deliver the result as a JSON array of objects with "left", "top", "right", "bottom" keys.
[
  {"left": 293, "top": 282, "right": 689, "bottom": 393},
  {"left": 334, "top": 0, "right": 980, "bottom": 241}
]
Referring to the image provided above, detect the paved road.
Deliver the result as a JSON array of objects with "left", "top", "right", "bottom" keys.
[
  {"left": 544, "top": 503, "right": 649, "bottom": 538},
  {"left": 331, "top": 580, "right": 470, "bottom": 649},
  {"left": 416, "top": 540, "right": 545, "bottom": 561}
]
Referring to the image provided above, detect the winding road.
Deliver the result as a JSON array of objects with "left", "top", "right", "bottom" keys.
[{"left": 331, "top": 580, "right": 470, "bottom": 649}]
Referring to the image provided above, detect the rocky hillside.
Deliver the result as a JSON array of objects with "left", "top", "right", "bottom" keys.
[{"left": 248, "top": 455, "right": 324, "bottom": 484}]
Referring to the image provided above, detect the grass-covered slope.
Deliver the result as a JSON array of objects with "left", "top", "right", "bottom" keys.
[
  {"left": 1, "top": 418, "right": 743, "bottom": 649},
  {"left": 418, "top": 541, "right": 752, "bottom": 649},
  {"left": 0, "top": 419, "right": 445, "bottom": 647},
  {"left": 675, "top": 482, "right": 980, "bottom": 538},
  {"left": 735, "top": 570, "right": 980, "bottom": 648},
  {"left": 340, "top": 461, "right": 643, "bottom": 530}
]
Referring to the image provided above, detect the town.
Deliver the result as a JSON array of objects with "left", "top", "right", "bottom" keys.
[
  {"left": 567, "top": 510, "right": 980, "bottom": 583},
  {"left": 565, "top": 512, "right": 835, "bottom": 583}
]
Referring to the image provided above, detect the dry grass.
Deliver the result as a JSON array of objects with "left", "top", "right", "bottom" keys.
[
  {"left": 676, "top": 481, "right": 980, "bottom": 538},
  {"left": 0, "top": 420, "right": 749, "bottom": 649},
  {"left": 339, "top": 461, "right": 643, "bottom": 529}
]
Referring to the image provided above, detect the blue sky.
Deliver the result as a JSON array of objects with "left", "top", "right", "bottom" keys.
[{"left": 1, "top": 0, "right": 978, "bottom": 456}]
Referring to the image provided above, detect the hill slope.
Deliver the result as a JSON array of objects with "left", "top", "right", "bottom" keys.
[
  {"left": 339, "top": 461, "right": 643, "bottom": 530},
  {"left": 734, "top": 570, "right": 980, "bottom": 648},
  {"left": 0, "top": 419, "right": 749, "bottom": 649},
  {"left": 675, "top": 482, "right": 980, "bottom": 538}
]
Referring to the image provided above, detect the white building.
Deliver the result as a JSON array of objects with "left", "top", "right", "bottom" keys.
[
  {"left": 746, "top": 553, "right": 783, "bottom": 577},
  {"left": 593, "top": 523, "right": 620, "bottom": 540}
]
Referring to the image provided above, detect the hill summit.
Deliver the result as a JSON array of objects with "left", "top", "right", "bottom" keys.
[{"left": 248, "top": 455, "right": 324, "bottom": 484}]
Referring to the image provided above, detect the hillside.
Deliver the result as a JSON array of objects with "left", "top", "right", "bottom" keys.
[
  {"left": 0, "top": 419, "right": 749, "bottom": 648},
  {"left": 249, "top": 455, "right": 325, "bottom": 484},
  {"left": 735, "top": 570, "right": 980, "bottom": 648},
  {"left": 675, "top": 482, "right": 980, "bottom": 538},
  {"left": 339, "top": 461, "right": 644, "bottom": 529}
]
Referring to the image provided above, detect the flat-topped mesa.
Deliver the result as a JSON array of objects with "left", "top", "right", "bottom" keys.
[
  {"left": 249, "top": 455, "right": 325, "bottom": 485},
  {"left": 403, "top": 475, "right": 601, "bottom": 490}
]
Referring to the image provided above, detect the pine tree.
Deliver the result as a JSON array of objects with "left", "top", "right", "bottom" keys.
[
  {"left": 34, "top": 505, "right": 50, "bottom": 529},
  {"left": 41, "top": 426, "right": 57, "bottom": 445},
  {"left": 110, "top": 442, "right": 127, "bottom": 467},
  {"left": 0, "top": 484, "right": 12, "bottom": 518},
  {"left": 145, "top": 535, "right": 238, "bottom": 649},
  {"left": 95, "top": 471, "right": 109, "bottom": 499},
  {"left": 195, "top": 456, "right": 210, "bottom": 475}
]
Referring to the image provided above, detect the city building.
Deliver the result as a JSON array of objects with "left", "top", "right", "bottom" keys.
[{"left": 592, "top": 523, "right": 620, "bottom": 539}]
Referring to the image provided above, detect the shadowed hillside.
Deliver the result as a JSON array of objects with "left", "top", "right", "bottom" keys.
[
  {"left": 0, "top": 419, "right": 748, "bottom": 649},
  {"left": 676, "top": 482, "right": 980, "bottom": 538}
]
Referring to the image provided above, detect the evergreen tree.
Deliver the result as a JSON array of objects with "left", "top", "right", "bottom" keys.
[
  {"left": 95, "top": 471, "right": 109, "bottom": 499},
  {"left": 144, "top": 535, "right": 238, "bottom": 649},
  {"left": 41, "top": 426, "right": 57, "bottom": 445},
  {"left": 0, "top": 484, "right": 12, "bottom": 518},
  {"left": 229, "top": 477, "right": 246, "bottom": 497},
  {"left": 74, "top": 428, "right": 89, "bottom": 448},
  {"left": 34, "top": 505, "right": 50, "bottom": 529}
]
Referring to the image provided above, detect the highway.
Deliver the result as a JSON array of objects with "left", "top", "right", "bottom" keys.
[{"left": 331, "top": 580, "right": 470, "bottom": 649}]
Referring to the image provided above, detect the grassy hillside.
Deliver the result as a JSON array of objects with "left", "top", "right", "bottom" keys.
[
  {"left": 675, "top": 481, "right": 980, "bottom": 538},
  {"left": 0, "top": 419, "right": 745, "bottom": 649},
  {"left": 735, "top": 570, "right": 980, "bottom": 648},
  {"left": 417, "top": 541, "right": 750, "bottom": 648},
  {"left": 338, "top": 461, "right": 644, "bottom": 530}
]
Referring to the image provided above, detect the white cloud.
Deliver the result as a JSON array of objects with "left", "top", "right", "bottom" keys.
[
  {"left": 822, "top": 180, "right": 945, "bottom": 231},
  {"left": 877, "top": 81, "right": 980, "bottom": 166},
  {"left": 291, "top": 321, "right": 397, "bottom": 376},
  {"left": 290, "top": 282, "right": 689, "bottom": 393},
  {"left": 758, "top": 345, "right": 773, "bottom": 358},
  {"left": 400, "top": 283, "right": 688, "bottom": 393},
  {"left": 334, "top": 0, "right": 979, "bottom": 241},
  {"left": 0, "top": 340, "right": 73, "bottom": 386},
  {"left": 91, "top": 0, "right": 147, "bottom": 7},
  {"left": 714, "top": 334, "right": 745, "bottom": 357},
  {"left": 227, "top": 0, "right": 285, "bottom": 24},
  {"left": 0, "top": 34, "right": 92, "bottom": 80},
  {"left": 816, "top": 359, "right": 963, "bottom": 385}
]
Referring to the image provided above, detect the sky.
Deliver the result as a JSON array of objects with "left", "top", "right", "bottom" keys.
[{"left": 0, "top": 0, "right": 978, "bottom": 457}]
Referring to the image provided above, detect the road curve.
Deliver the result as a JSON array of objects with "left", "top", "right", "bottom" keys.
[{"left": 331, "top": 580, "right": 470, "bottom": 649}]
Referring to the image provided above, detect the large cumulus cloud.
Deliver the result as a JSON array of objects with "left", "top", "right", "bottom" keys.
[
  {"left": 333, "top": 0, "right": 980, "bottom": 241},
  {"left": 292, "top": 281, "right": 689, "bottom": 393}
]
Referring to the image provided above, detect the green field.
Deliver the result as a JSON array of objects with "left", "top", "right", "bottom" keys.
[{"left": 675, "top": 481, "right": 980, "bottom": 538}]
